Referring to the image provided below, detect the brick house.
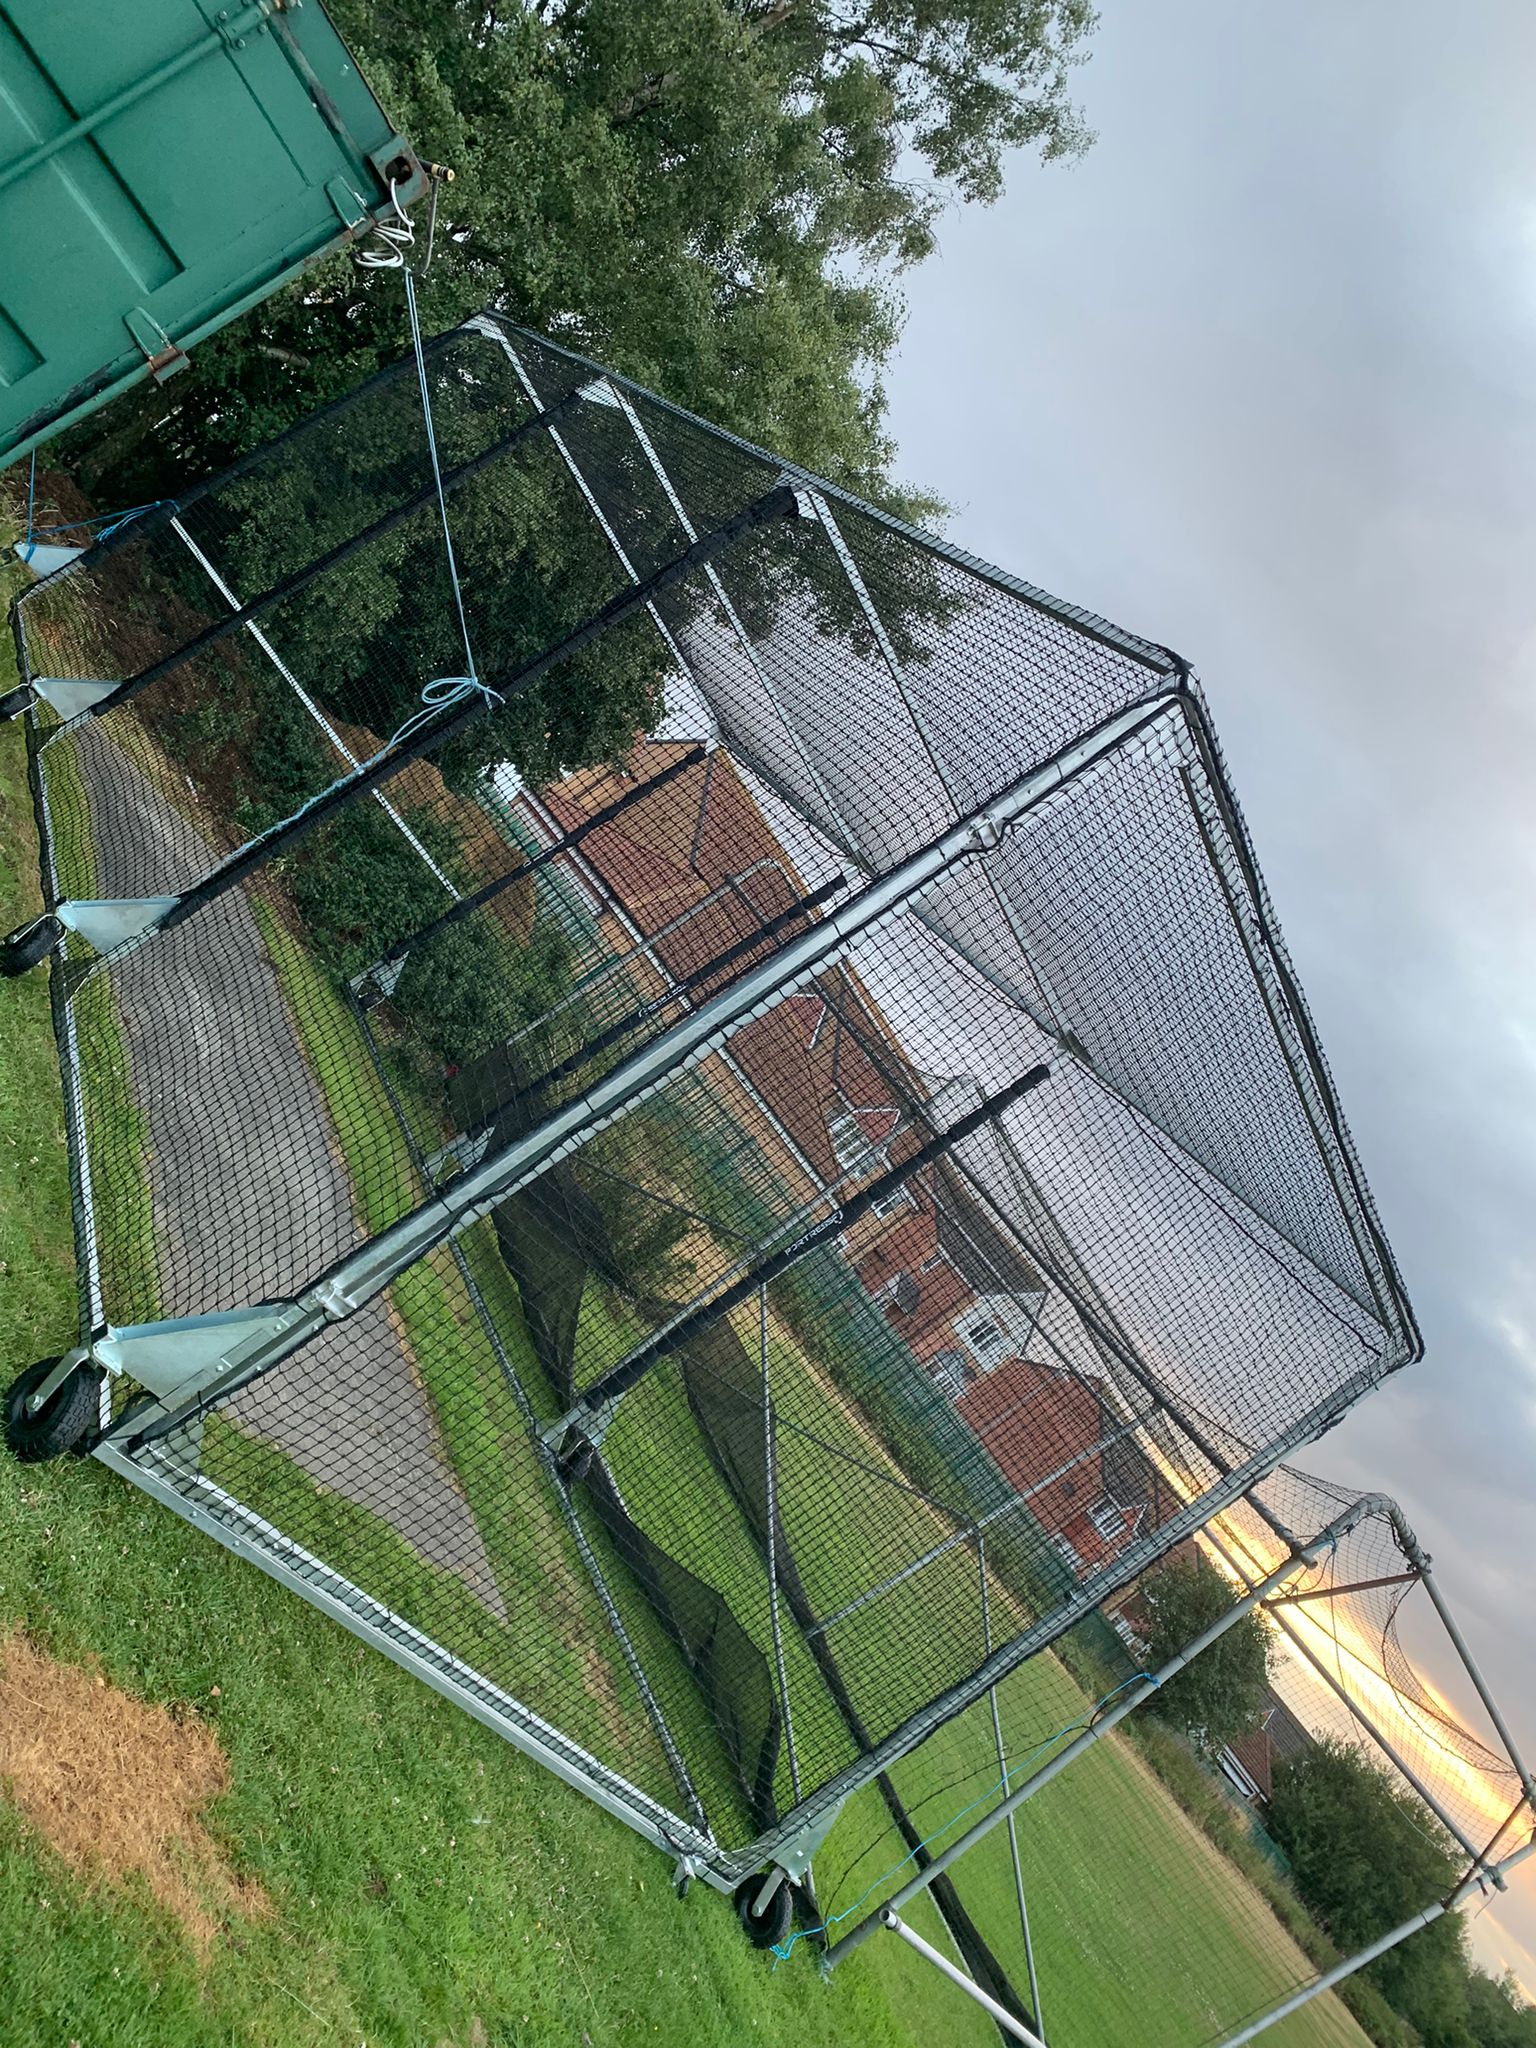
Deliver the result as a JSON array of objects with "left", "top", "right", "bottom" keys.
[
  {"left": 956, "top": 1357, "right": 1178, "bottom": 1575},
  {"left": 506, "top": 738, "right": 1057, "bottom": 1396}
]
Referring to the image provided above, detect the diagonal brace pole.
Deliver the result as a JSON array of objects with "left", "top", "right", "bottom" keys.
[
  {"left": 96, "top": 692, "right": 1175, "bottom": 1450},
  {"left": 822, "top": 1492, "right": 1390, "bottom": 1969}
]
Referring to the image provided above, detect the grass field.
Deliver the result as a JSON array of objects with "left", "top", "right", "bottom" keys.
[{"left": 0, "top": 583, "right": 1368, "bottom": 2048}]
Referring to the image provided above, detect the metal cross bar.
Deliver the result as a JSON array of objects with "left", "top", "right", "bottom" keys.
[
  {"left": 820, "top": 1492, "right": 1389, "bottom": 1967},
  {"left": 552, "top": 1062, "right": 1051, "bottom": 1430},
  {"left": 1208, "top": 1832, "right": 1536, "bottom": 2047},
  {"left": 1265, "top": 1570, "right": 1420, "bottom": 1607},
  {"left": 358, "top": 741, "right": 707, "bottom": 973},
  {"left": 105, "top": 690, "right": 1173, "bottom": 1453},
  {"left": 483, "top": 870, "right": 850, "bottom": 1127}
]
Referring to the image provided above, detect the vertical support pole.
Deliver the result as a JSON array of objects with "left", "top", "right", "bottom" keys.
[
  {"left": 1208, "top": 1834, "right": 1536, "bottom": 2047},
  {"left": 880, "top": 1912, "right": 1048, "bottom": 2048},
  {"left": 978, "top": 1533, "right": 1045, "bottom": 2042},
  {"left": 169, "top": 516, "right": 462, "bottom": 897},
  {"left": 760, "top": 1282, "right": 802, "bottom": 1806}
]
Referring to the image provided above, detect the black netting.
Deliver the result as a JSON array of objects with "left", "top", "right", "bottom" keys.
[{"left": 12, "top": 311, "right": 1421, "bottom": 1890}]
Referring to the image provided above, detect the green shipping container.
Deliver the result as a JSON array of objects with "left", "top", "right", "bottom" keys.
[{"left": 0, "top": 0, "right": 422, "bottom": 467}]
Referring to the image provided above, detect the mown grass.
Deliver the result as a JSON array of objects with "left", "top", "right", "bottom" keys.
[
  {"left": 0, "top": 621, "right": 991, "bottom": 2047},
  {"left": 1, "top": 584, "right": 1367, "bottom": 2047},
  {"left": 245, "top": 869, "right": 1370, "bottom": 2048}
]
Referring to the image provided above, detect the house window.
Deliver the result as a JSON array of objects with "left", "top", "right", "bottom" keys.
[
  {"left": 929, "top": 1348, "right": 968, "bottom": 1400},
  {"left": 829, "top": 1109, "right": 883, "bottom": 1176},
  {"left": 955, "top": 1310, "right": 1014, "bottom": 1371},
  {"left": 1087, "top": 1497, "right": 1125, "bottom": 1547},
  {"left": 870, "top": 1184, "right": 915, "bottom": 1220}
]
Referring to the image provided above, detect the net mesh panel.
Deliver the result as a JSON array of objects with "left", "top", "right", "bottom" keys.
[
  {"left": 14, "top": 313, "right": 1418, "bottom": 1874},
  {"left": 817, "top": 1466, "right": 1529, "bottom": 2048}
]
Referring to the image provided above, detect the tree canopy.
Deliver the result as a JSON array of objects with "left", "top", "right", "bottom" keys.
[
  {"left": 1138, "top": 1551, "right": 1272, "bottom": 1757},
  {"left": 1268, "top": 1737, "right": 1510, "bottom": 2048},
  {"left": 66, "top": 0, "right": 1096, "bottom": 514}
]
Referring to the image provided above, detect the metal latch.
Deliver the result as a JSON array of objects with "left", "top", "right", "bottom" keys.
[{"left": 123, "top": 308, "right": 189, "bottom": 384}]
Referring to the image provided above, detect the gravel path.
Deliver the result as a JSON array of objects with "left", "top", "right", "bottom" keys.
[{"left": 72, "top": 726, "right": 506, "bottom": 1617}]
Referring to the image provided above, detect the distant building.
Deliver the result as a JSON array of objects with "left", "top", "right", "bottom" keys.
[
  {"left": 1217, "top": 1690, "right": 1314, "bottom": 1807},
  {"left": 957, "top": 1357, "right": 1178, "bottom": 1574},
  {"left": 505, "top": 740, "right": 1181, "bottom": 1575}
]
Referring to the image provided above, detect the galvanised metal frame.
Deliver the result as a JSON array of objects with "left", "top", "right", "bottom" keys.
[
  {"left": 6, "top": 312, "right": 1422, "bottom": 1902},
  {"left": 829, "top": 1480, "right": 1535, "bottom": 2047}
]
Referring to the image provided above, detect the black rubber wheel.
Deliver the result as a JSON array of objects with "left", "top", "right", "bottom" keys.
[
  {"left": 4, "top": 1357, "right": 99, "bottom": 1463},
  {"left": 0, "top": 683, "right": 31, "bottom": 721},
  {"left": 1, "top": 915, "right": 63, "bottom": 977},
  {"left": 734, "top": 1872, "right": 793, "bottom": 1951}
]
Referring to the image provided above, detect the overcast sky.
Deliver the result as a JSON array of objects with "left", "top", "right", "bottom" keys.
[{"left": 881, "top": 0, "right": 1536, "bottom": 1986}]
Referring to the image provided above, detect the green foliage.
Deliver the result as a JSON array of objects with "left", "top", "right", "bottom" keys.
[
  {"left": 1268, "top": 1738, "right": 1491, "bottom": 2048},
  {"left": 1140, "top": 1552, "right": 1273, "bottom": 1756},
  {"left": 278, "top": 802, "right": 463, "bottom": 977},
  {"left": 63, "top": 0, "right": 1097, "bottom": 517},
  {"left": 392, "top": 902, "right": 576, "bottom": 1069}
]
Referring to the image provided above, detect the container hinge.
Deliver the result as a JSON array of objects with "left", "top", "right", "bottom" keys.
[{"left": 123, "top": 308, "right": 189, "bottom": 384}]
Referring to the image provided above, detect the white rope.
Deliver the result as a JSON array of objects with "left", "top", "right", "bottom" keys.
[{"left": 359, "top": 180, "right": 500, "bottom": 745}]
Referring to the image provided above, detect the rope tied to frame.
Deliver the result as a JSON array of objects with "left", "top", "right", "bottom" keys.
[
  {"left": 768, "top": 1670, "right": 1155, "bottom": 1966},
  {"left": 359, "top": 175, "right": 499, "bottom": 743},
  {"left": 21, "top": 448, "right": 173, "bottom": 552}
]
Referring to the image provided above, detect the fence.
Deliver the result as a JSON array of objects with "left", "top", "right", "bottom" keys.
[
  {"left": 4, "top": 312, "right": 1419, "bottom": 1935},
  {"left": 822, "top": 1463, "right": 1533, "bottom": 2048}
]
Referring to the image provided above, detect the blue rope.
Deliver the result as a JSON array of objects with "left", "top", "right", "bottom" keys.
[
  {"left": 27, "top": 500, "right": 172, "bottom": 542},
  {"left": 769, "top": 1672, "right": 1152, "bottom": 1965}
]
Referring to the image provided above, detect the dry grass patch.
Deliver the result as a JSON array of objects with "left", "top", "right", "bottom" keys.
[{"left": 0, "top": 1631, "right": 268, "bottom": 1947}]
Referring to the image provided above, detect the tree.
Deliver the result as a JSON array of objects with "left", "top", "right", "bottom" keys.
[
  {"left": 1138, "top": 1551, "right": 1272, "bottom": 1757},
  {"left": 64, "top": 0, "right": 1097, "bottom": 515},
  {"left": 1268, "top": 1739, "right": 1477, "bottom": 2048}
]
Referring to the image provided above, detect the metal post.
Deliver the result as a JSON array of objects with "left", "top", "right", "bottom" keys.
[
  {"left": 552, "top": 1062, "right": 1050, "bottom": 1431},
  {"left": 1208, "top": 1833, "right": 1536, "bottom": 2048},
  {"left": 819, "top": 1495, "right": 1385, "bottom": 1966},
  {"left": 1199, "top": 1524, "right": 1486, "bottom": 1866},
  {"left": 979, "top": 1533, "right": 1045, "bottom": 2042},
  {"left": 106, "top": 692, "right": 1173, "bottom": 1449},
  {"left": 760, "top": 1284, "right": 802, "bottom": 1805},
  {"left": 1410, "top": 1553, "right": 1536, "bottom": 1806},
  {"left": 880, "top": 1912, "right": 1047, "bottom": 2048},
  {"left": 169, "top": 516, "right": 461, "bottom": 897}
]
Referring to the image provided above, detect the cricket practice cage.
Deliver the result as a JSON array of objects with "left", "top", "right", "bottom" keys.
[{"left": 3, "top": 313, "right": 1421, "bottom": 1949}]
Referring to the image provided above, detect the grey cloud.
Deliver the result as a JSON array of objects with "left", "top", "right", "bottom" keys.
[{"left": 884, "top": 0, "right": 1536, "bottom": 1976}]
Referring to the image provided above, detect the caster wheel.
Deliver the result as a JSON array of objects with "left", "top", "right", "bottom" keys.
[
  {"left": 1, "top": 915, "right": 63, "bottom": 976},
  {"left": 4, "top": 1356, "right": 99, "bottom": 1462},
  {"left": 734, "top": 1872, "right": 793, "bottom": 1950}
]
